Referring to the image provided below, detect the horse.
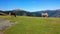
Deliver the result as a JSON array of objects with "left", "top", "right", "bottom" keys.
[
  {"left": 9, "top": 11, "right": 16, "bottom": 17},
  {"left": 42, "top": 13, "right": 48, "bottom": 17}
]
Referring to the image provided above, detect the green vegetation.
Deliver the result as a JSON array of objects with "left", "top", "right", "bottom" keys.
[{"left": 2, "top": 16, "right": 60, "bottom": 34}]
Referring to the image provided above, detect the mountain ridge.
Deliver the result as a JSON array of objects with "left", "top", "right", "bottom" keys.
[{"left": 0, "top": 9, "right": 60, "bottom": 17}]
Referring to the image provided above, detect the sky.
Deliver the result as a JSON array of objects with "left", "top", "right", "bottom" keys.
[{"left": 0, "top": 0, "right": 60, "bottom": 12}]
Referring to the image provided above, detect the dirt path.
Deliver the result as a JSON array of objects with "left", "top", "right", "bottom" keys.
[
  {"left": 0, "top": 18, "right": 17, "bottom": 34},
  {"left": 0, "top": 31, "right": 3, "bottom": 34}
]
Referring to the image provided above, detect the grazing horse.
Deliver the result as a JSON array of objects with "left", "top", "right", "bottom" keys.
[
  {"left": 42, "top": 13, "right": 48, "bottom": 17},
  {"left": 9, "top": 11, "right": 16, "bottom": 17}
]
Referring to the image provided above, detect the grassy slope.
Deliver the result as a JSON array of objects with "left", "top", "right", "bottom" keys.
[{"left": 1, "top": 16, "right": 60, "bottom": 34}]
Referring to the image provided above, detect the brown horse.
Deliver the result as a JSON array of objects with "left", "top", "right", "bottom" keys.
[
  {"left": 9, "top": 11, "right": 16, "bottom": 17},
  {"left": 42, "top": 13, "right": 48, "bottom": 17}
]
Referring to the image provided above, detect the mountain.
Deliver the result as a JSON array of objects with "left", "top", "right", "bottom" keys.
[
  {"left": 0, "top": 9, "right": 60, "bottom": 17},
  {"left": 35, "top": 10, "right": 60, "bottom": 17}
]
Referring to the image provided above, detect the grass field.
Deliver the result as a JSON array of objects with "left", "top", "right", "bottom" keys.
[{"left": 1, "top": 16, "right": 60, "bottom": 34}]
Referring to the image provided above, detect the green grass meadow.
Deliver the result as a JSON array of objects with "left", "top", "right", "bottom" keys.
[{"left": 0, "top": 16, "right": 60, "bottom": 34}]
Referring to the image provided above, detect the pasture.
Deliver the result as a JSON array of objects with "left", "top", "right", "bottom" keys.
[{"left": 0, "top": 16, "right": 60, "bottom": 34}]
